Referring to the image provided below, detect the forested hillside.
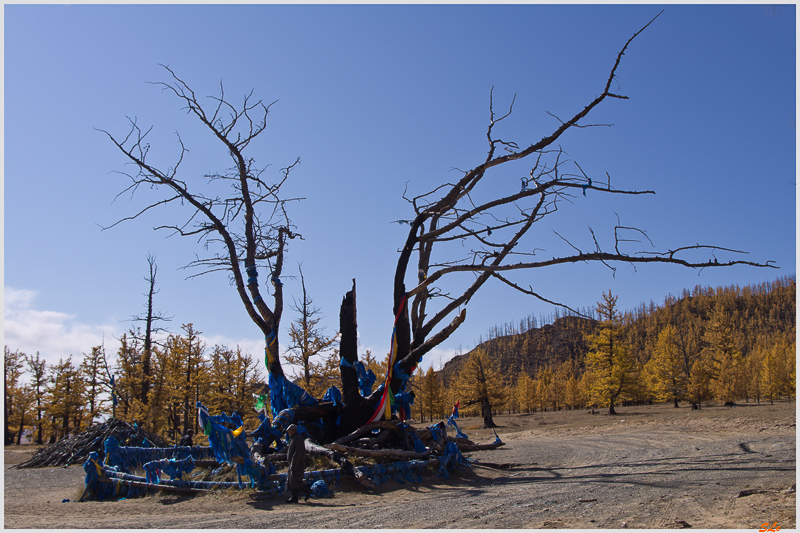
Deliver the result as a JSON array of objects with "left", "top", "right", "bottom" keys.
[
  {"left": 424, "top": 276, "right": 794, "bottom": 423},
  {"left": 438, "top": 315, "right": 598, "bottom": 386}
]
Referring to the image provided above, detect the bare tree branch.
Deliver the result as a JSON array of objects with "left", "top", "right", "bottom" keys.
[
  {"left": 387, "top": 10, "right": 774, "bottom": 398},
  {"left": 102, "top": 67, "right": 301, "bottom": 377}
]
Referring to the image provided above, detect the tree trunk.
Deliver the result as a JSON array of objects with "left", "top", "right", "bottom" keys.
[
  {"left": 16, "top": 410, "right": 25, "bottom": 445},
  {"left": 260, "top": 281, "right": 400, "bottom": 445},
  {"left": 4, "top": 355, "right": 14, "bottom": 446},
  {"left": 62, "top": 378, "right": 72, "bottom": 437},
  {"left": 325, "top": 442, "right": 429, "bottom": 460},
  {"left": 172, "top": 411, "right": 180, "bottom": 442},
  {"left": 3, "top": 376, "right": 10, "bottom": 445},
  {"left": 335, "top": 281, "right": 384, "bottom": 438},
  {"left": 481, "top": 397, "right": 497, "bottom": 428},
  {"left": 36, "top": 400, "right": 43, "bottom": 445},
  {"left": 333, "top": 421, "right": 402, "bottom": 445},
  {"left": 184, "top": 356, "right": 191, "bottom": 435},
  {"left": 194, "top": 384, "right": 200, "bottom": 435},
  {"left": 141, "top": 288, "right": 154, "bottom": 406}
]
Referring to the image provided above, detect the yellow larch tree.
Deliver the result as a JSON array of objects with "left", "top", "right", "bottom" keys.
[
  {"left": 451, "top": 348, "right": 506, "bottom": 428},
  {"left": 704, "top": 303, "right": 743, "bottom": 404},
  {"left": 584, "top": 291, "right": 635, "bottom": 415},
  {"left": 419, "top": 366, "right": 444, "bottom": 422},
  {"left": 645, "top": 324, "right": 689, "bottom": 407}
]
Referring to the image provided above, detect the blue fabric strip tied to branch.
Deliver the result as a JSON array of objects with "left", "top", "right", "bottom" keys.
[
  {"left": 103, "top": 435, "right": 215, "bottom": 473},
  {"left": 143, "top": 455, "right": 195, "bottom": 484},
  {"left": 246, "top": 264, "right": 258, "bottom": 286},
  {"left": 355, "top": 361, "right": 376, "bottom": 396},
  {"left": 392, "top": 362, "right": 410, "bottom": 383},
  {"left": 268, "top": 373, "right": 318, "bottom": 417},
  {"left": 435, "top": 441, "right": 470, "bottom": 479},
  {"left": 322, "top": 386, "right": 342, "bottom": 407},
  {"left": 445, "top": 415, "right": 469, "bottom": 440},
  {"left": 83, "top": 403, "right": 470, "bottom": 501}
]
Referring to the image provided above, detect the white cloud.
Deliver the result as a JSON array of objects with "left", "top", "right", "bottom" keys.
[
  {"left": 3, "top": 288, "right": 310, "bottom": 380},
  {"left": 357, "top": 342, "right": 461, "bottom": 373},
  {"left": 2, "top": 287, "right": 462, "bottom": 381},
  {"left": 4, "top": 287, "right": 122, "bottom": 367},
  {"left": 198, "top": 334, "right": 265, "bottom": 362},
  {"left": 198, "top": 334, "right": 309, "bottom": 380},
  {"left": 424, "top": 346, "right": 462, "bottom": 372}
]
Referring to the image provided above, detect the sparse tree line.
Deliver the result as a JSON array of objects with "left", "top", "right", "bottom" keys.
[
  {"left": 3, "top": 289, "right": 389, "bottom": 448},
  {"left": 5, "top": 275, "right": 793, "bottom": 444},
  {"left": 4, "top": 323, "right": 264, "bottom": 446},
  {"left": 410, "top": 276, "right": 795, "bottom": 424}
]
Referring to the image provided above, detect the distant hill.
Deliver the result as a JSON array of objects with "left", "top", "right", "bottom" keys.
[
  {"left": 438, "top": 315, "right": 599, "bottom": 386},
  {"left": 437, "top": 276, "right": 795, "bottom": 386}
]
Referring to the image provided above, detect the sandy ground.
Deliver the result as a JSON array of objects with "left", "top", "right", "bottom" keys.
[{"left": 3, "top": 401, "right": 796, "bottom": 529}]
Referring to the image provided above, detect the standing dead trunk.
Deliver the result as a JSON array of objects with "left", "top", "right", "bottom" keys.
[
  {"left": 338, "top": 281, "right": 361, "bottom": 409},
  {"left": 335, "top": 281, "right": 384, "bottom": 438},
  {"left": 184, "top": 361, "right": 191, "bottom": 435},
  {"left": 141, "top": 263, "right": 155, "bottom": 405},
  {"left": 3, "top": 372, "right": 10, "bottom": 446},
  {"left": 16, "top": 410, "right": 25, "bottom": 445},
  {"left": 62, "top": 378, "right": 72, "bottom": 438},
  {"left": 129, "top": 255, "right": 171, "bottom": 408},
  {"left": 481, "top": 397, "right": 497, "bottom": 428}
]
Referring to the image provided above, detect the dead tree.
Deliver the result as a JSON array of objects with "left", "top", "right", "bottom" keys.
[
  {"left": 101, "top": 67, "right": 337, "bottom": 442},
  {"left": 128, "top": 254, "right": 172, "bottom": 405},
  {"left": 100, "top": 65, "right": 301, "bottom": 381},
  {"left": 371, "top": 11, "right": 776, "bottom": 430},
  {"left": 104, "top": 14, "right": 776, "bottom": 447}
]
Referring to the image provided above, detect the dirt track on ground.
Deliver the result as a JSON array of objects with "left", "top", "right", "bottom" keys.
[{"left": 4, "top": 401, "right": 796, "bottom": 529}]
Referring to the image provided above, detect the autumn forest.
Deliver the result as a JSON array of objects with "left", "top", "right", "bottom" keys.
[{"left": 4, "top": 275, "right": 795, "bottom": 445}]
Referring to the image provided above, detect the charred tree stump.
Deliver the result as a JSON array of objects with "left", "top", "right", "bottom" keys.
[{"left": 334, "top": 281, "right": 385, "bottom": 438}]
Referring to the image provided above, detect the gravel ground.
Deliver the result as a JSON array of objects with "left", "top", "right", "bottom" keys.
[{"left": 4, "top": 401, "right": 795, "bottom": 529}]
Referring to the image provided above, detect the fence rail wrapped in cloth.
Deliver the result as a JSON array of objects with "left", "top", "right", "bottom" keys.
[{"left": 78, "top": 403, "right": 502, "bottom": 501}]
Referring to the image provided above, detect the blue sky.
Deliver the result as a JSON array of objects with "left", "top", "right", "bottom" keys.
[{"left": 4, "top": 4, "right": 796, "bottom": 376}]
